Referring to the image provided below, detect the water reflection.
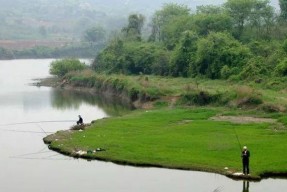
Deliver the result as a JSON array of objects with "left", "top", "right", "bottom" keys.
[
  {"left": 51, "top": 88, "right": 133, "bottom": 116},
  {"left": 243, "top": 181, "right": 250, "bottom": 192}
]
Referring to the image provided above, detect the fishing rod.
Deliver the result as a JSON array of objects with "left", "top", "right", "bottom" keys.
[
  {"left": 0, "top": 120, "right": 76, "bottom": 127},
  {"left": 232, "top": 126, "right": 242, "bottom": 152},
  {"left": 1, "top": 129, "right": 54, "bottom": 134}
]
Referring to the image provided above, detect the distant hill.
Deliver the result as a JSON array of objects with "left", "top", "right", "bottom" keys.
[{"left": 0, "top": 0, "right": 280, "bottom": 41}]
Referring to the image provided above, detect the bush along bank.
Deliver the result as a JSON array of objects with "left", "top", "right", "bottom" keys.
[{"left": 48, "top": 70, "right": 287, "bottom": 112}]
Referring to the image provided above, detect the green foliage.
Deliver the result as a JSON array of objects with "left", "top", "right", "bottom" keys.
[
  {"left": 220, "top": 65, "right": 232, "bottom": 79},
  {"left": 149, "top": 3, "right": 190, "bottom": 43},
  {"left": 192, "top": 13, "right": 232, "bottom": 36},
  {"left": 161, "top": 15, "right": 193, "bottom": 50},
  {"left": 84, "top": 26, "right": 106, "bottom": 46},
  {"left": 282, "top": 39, "right": 287, "bottom": 53},
  {"left": 195, "top": 32, "right": 251, "bottom": 79},
  {"left": 122, "top": 14, "right": 145, "bottom": 41},
  {"left": 94, "top": 41, "right": 169, "bottom": 75},
  {"left": 224, "top": 0, "right": 256, "bottom": 37},
  {"left": 239, "top": 56, "right": 268, "bottom": 80},
  {"left": 196, "top": 5, "right": 224, "bottom": 14},
  {"left": 170, "top": 31, "right": 198, "bottom": 77},
  {"left": 225, "top": 0, "right": 275, "bottom": 39},
  {"left": 50, "top": 59, "right": 87, "bottom": 77},
  {"left": 88, "top": 2, "right": 285, "bottom": 81},
  {"left": 275, "top": 58, "right": 287, "bottom": 76},
  {"left": 279, "top": 0, "right": 287, "bottom": 20}
]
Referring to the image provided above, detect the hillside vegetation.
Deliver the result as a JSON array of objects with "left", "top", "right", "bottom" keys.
[{"left": 93, "top": 0, "right": 287, "bottom": 82}]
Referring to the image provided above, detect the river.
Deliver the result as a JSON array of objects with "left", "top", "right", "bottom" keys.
[{"left": 0, "top": 59, "right": 286, "bottom": 192}]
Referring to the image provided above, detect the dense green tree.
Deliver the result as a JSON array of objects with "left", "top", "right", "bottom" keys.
[
  {"left": 151, "top": 51, "right": 170, "bottom": 76},
  {"left": 224, "top": 0, "right": 256, "bottom": 37},
  {"left": 192, "top": 13, "right": 232, "bottom": 36},
  {"left": 196, "top": 5, "right": 224, "bottom": 14},
  {"left": 93, "top": 37, "right": 124, "bottom": 73},
  {"left": 240, "top": 56, "right": 268, "bottom": 80},
  {"left": 248, "top": 0, "right": 275, "bottom": 39},
  {"left": 279, "top": 0, "right": 287, "bottom": 20},
  {"left": 90, "top": 2, "right": 287, "bottom": 80},
  {"left": 195, "top": 32, "right": 251, "bottom": 79},
  {"left": 84, "top": 26, "right": 106, "bottom": 46},
  {"left": 149, "top": 3, "right": 190, "bottom": 43},
  {"left": 275, "top": 58, "right": 287, "bottom": 76},
  {"left": 170, "top": 31, "right": 198, "bottom": 77},
  {"left": 225, "top": 0, "right": 275, "bottom": 39},
  {"left": 161, "top": 15, "right": 193, "bottom": 50},
  {"left": 94, "top": 40, "right": 169, "bottom": 75},
  {"left": 50, "top": 59, "right": 87, "bottom": 77},
  {"left": 122, "top": 14, "right": 145, "bottom": 41},
  {"left": 248, "top": 40, "right": 278, "bottom": 58}
]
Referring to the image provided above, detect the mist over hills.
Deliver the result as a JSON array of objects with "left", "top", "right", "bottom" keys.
[{"left": 0, "top": 0, "right": 280, "bottom": 40}]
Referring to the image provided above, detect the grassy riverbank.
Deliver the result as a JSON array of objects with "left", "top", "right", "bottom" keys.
[
  {"left": 57, "top": 70, "right": 287, "bottom": 111},
  {"left": 44, "top": 107, "right": 287, "bottom": 180},
  {"left": 42, "top": 72, "right": 287, "bottom": 180}
]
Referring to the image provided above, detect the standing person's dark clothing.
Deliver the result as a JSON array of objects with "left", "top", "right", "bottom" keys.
[
  {"left": 242, "top": 146, "right": 250, "bottom": 175},
  {"left": 77, "top": 115, "right": 83, "bottom": 125}
]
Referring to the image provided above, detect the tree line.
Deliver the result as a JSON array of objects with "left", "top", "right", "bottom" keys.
[{"left": 92, "top": 0, "right": 287, "bottom": 81}]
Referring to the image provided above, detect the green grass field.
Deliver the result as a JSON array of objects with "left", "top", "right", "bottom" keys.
[{"left": 46, "top": 107, "right": 287, "bottom": 178}]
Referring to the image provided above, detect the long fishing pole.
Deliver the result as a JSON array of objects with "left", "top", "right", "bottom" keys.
[
  {"left": 232, "top": 126, "right": 242, "bottom": 152},
  {"left": 1, "top": 129, "right": 54, "bottom": 134},
  {"left": 0, "top": 120, "right": 76, "bottom": 127}
]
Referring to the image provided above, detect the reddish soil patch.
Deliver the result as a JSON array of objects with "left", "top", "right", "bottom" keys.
[{"left": 0, "top": 40, "right": 70, "bottom": 50}]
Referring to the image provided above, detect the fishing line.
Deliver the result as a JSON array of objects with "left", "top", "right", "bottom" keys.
[
  {"left": 11, "top": 150, "right": 53, "bottom": 158},
  {"left": 35, "top": 146, "right": 49, "bottom": 154},
  {"left": 36, "top": 123, "right": 48, "bottom": 136},
  {"left": 10, "top": 149, "right": 71, "bottom": 161},
  {"left": 213, "top": 186, "right": 223, "bottom": 192},
  {"left": 10, "top": 156, "right": 72, "bottom": 161}
]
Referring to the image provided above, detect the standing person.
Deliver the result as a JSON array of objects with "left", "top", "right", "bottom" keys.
[
  {"left": 242, "top": 146, "right": 250, "bottom": 175},
  {"left": 77, "top": 115, "right": 83, "bottom": 125}
]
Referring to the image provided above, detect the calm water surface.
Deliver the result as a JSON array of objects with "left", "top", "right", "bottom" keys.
[{"left": 0, "top": 59, "right": 286, "bottom": 192}]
